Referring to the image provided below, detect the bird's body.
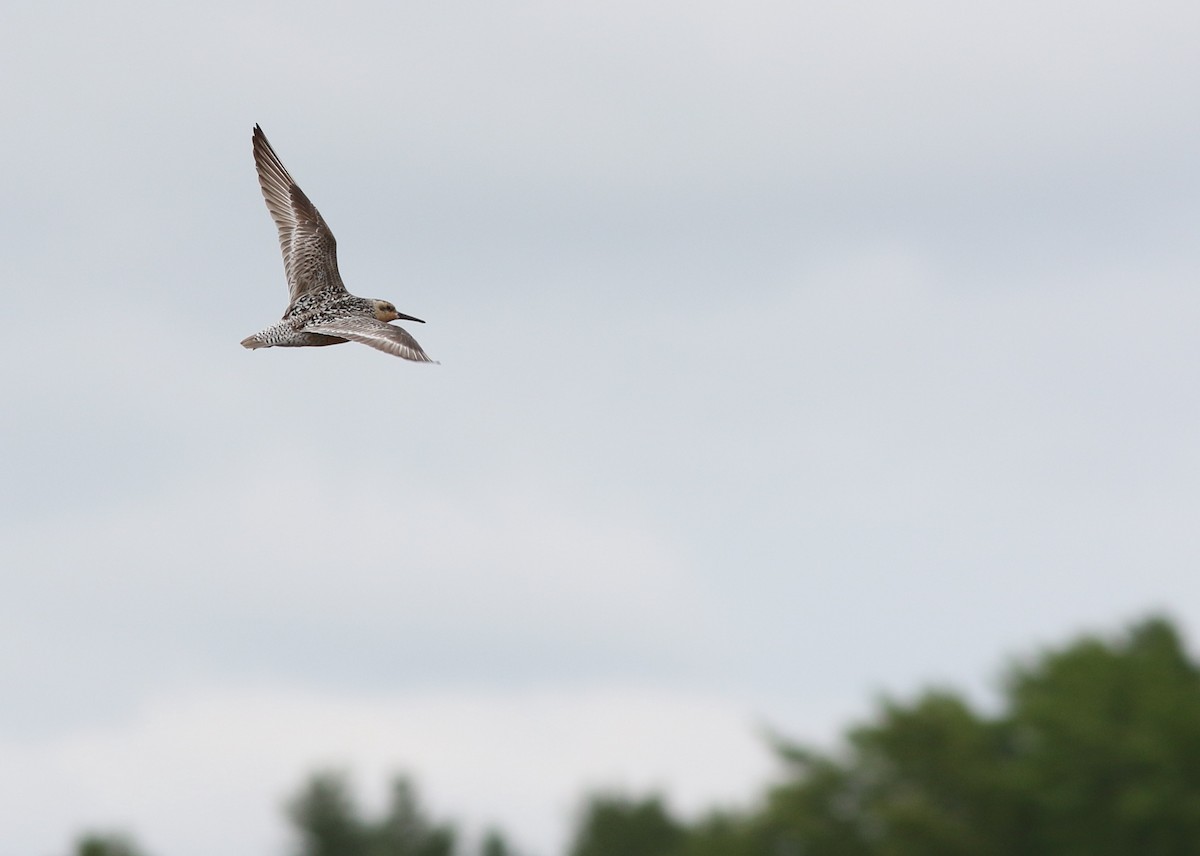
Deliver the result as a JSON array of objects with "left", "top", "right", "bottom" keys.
[{"left": 241, "top": 125, "right": 435, "bottom": 363}]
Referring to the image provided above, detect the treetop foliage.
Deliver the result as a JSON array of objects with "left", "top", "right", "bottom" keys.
[
  {"left": 564, "top": 615, "right": 1200, "bottom": 856},
  {"left": 72, "top": 615, "right": 1200, "bottom": 856}
]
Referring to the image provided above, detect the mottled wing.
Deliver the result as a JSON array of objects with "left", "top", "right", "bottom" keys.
[
  {"left": 303, "top": 317, "right": 437, "bottom": 363},
  {"left": 252, "top": 125, "right": 347, "bottom": 305}
]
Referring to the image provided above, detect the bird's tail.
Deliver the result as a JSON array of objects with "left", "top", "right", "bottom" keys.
[{"left": 240, "top": 334, "right": 268, "bottom": 349}]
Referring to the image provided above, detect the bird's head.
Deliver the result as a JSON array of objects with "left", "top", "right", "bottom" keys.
[{"left": 372, "top": 299, "right": 424, "bottom": 325}]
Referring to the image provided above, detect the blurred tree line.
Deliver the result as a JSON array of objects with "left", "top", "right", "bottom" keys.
[{"left": 74, "top": 616, "right": 1200, "bottom": 856}]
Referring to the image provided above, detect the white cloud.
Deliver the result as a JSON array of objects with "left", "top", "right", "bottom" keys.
[
  {"left": 3, "top": 2, "right": 1200, "bottom": 854},
  {"left": 1, "top": 447, "right": 716, "bottom": 722},
  {"left": 6, "top": 459, "right": 695, "bottom": 625}
]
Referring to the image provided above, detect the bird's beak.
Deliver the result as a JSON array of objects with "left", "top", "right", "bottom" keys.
[{"left": 396, "top": 312, "right": 425, "bottom": 324}]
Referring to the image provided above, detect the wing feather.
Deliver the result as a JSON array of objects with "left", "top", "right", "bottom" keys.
[
  {"left": 303, "top": 317, "right": 437, "bottom": 363},
  {"left": 252, "top": 125, "right": 347, "bottom": 304}
]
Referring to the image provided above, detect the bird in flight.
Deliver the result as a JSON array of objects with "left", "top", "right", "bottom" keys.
[{"left": 241, "top": 125, "right": 436, "bottom": 363}]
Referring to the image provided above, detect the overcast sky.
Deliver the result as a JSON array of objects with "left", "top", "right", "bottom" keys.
[{"left": 3, "top": 2, "right": 1200, "bottom": 854}]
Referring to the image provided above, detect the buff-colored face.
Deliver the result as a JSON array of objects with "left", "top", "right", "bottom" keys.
[
  {"left": 371, "top": 299, "right": 425, "bottom": 325},
  {"left": 373, "top": 300, "right": 400, "bottom": 322}
]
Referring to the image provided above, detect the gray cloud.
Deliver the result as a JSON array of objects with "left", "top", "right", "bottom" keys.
[{"left": 3, "top": 1, "right": 1200, "bottom": 853}]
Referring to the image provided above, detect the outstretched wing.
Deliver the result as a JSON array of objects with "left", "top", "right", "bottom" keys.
[
  {"left": 252, "top": 125, "right": 348, "bottom": 305},
  {"left": 303, "top": 316, "right": 437, "bottom": 363}
]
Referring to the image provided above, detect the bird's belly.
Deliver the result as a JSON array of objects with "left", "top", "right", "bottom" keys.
[{"left": 278, "top": 332, "right": 347, "bottom": 348}]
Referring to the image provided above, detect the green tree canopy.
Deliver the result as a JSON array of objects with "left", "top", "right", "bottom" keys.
[
  {"left": 564, "top": 616, "right": 1200, "bottom": 856},
  {"left": 287, "top": 771, "right": 456, "bottom": 856},
  {"left": 756, "top": 616, "right": 1200, "bottom": 856},
  {"left": 1004, "top": 617, "right": 1200, "bottom": 856},
  {"left": 566, "top": 794, "right": 685, "bottom": 856},
  {"left": 74, "top": 834, "right": 149, "bottom": 856},
  {"left": 72, "top": 615, "right": 1200, "bottom": 856}
]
